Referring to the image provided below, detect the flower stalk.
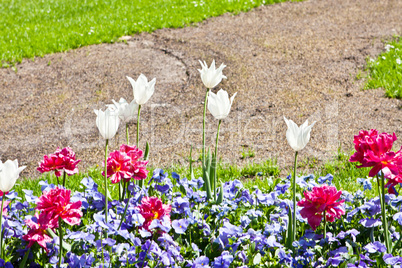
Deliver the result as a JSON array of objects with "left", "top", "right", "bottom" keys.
[
  {"left": 0, "top": 196, "right": 4, "bottom": 259},
  {"left": 292, "top": 151, "right": 298, "bottom": 243},
  {"left": 202, "top": 89, "right": 210, "bottom": 168},
  {"left": 104, "top": 139, "right": 109, "bottom": 224},
  {"left": 380, "top": 172, "right": 391, "bottom": 253},
  {"left": 117, "top": 191, "right": 131, "bottom": 231},
  {"left": 126, "top": 123, "right": 129, "bottom": 145},
  {"left": 58, "top": 217, "right": 63, "bottom": 267},
  {"left": 323, "top": 210, "right": 327, "bottom": 240},
  {"left": 137, "top": 105, "right": 141, "bottom": 148},
  {"left": 213, "top": 119, "right": 222, "bottom": 200},
  {"left": 62, "top": 171, "right": 66, "bottom": 188}
]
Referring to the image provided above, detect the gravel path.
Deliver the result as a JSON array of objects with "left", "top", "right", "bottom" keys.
[{"left": 1, "top": 0, "right": 401, "bottom": 177}]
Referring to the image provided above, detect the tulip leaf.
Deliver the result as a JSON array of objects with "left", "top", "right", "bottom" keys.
[
  {"left": 286, "top": 206, "right": 293, "bottom": 249},
  {"left": 144, "top": 142, "right": 150, "bottom": 160},
  {"left": 189, "top": 145, "right": 195, "bottom": 180},
  {"left": 216, "top": 184, "right": 223, "bottom": 204},
  {"left": 46, "top": 228, "right": 72, "bottom": 251},
  {"left": 204, "top": 169, "right": 212, "bottom": 201},
  {"left": 19, "top": 248, "right": 30, "bottom": 268}
]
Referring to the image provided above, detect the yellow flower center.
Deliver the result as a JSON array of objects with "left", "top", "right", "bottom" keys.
[{"left": 153, "top": 212, "right": 159, "bottom": 219}]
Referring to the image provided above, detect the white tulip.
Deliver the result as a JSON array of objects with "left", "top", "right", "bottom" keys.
[
  {"left": 107, "top": 98, "right": 138, "bottom": 123},
  {"left": 94, "top": 108, "right": 120, "bottom": 140},
  {"left": 284, "top": 117, "right": 315, "bottom": 152},
  {"left": 127, "top": 74, "right": 156, "bottom": 105},
  {"left": 207, "top": 89, "right": 237, "bottom": 120},
  {"left": 198, "top": 60, "right": 227, "bottom": 89},
  {"left": 0, "top": 160, "right": 26, "bottom": 193}
]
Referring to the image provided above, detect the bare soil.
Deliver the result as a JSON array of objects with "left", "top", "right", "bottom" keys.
[{"left": 1, "top": 0, "right": 402, "bottom": 178}]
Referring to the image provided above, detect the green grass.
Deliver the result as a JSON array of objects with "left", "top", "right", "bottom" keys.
[
  {"left": 364, "top": 37, "right": 402, "bottom": 98},
  {"left": 0, "top": 0, "right": 297, "bottom": 66},
  {"left": 14, "top": 149, "right": 385, "bottom": 201}
]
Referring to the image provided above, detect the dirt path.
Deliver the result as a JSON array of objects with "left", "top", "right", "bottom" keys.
[{"left": 1, "top": 0, "right": 401, "bottom": 178}]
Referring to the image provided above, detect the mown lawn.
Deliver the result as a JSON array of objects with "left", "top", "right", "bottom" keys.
[
  {"left": 0, "top": 0, "right": 298, "bottom": 66},
  {"left": 365, "top": 37, "right": 402, "bottom": 98}
]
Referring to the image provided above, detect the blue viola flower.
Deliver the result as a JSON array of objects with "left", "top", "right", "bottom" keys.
[
  {"left": 336, "top": 229, "right": 360, "bottom": 242},
  {"left": 364, "top": 241, "right": 386, "bottom": 253},
  {"left": 172, "top": 219, "right": 189, "bottom": 234},
  {"left": 131, "top": 213, "right": 145, "bottom": 227},
  {"left": 66, "top": 252, "right": 95, "bottom": 268},
  {"left": 193, "top": 256, "right": 210, "bottom": 268},
  {"left": 213, "top": 251, "right": 233, "bottom": 268},
  {"left": 278, "top": 249, "right": 292, "bottom": 265},
  {"left": 275, "top": 182, "right": 290, "bottom": 195},
  {"left": 318, "top": 174, "right": 333, "bottom": 185},
  {"left": 149, "top": 217, "right": 171, "bottom": 233},
  {"left": 359, "top": 199, "right": 381, "bottom": 216},
  {"left": 235, "top": 189, "right": 254, "bottom": 205},
  {"left": 383, "top": 253, "right": 402, "bottom": 265},
  {"left": 172, "top": 196, "right": 190, "bottom": 214},
  {"left": 359, "top": 218, "right": 382, "bottom": 228},
  {"left": 150, "top": 168, "right": 168, "bottom": 184},
  {"left": 240, "top": 216, "right": 251, "bottom": 227},
  {"left": 326, "top": 254, "right": 344, "bottom": 267},
  {"left": 357, "top": 177, "right": 372, "bottom": 191},
  {"left": 22, "top": 190, "right": 38, "bottom": 203},
  {"left": 393, "top": 212, "right": 402, "bottom": 225},
  {"left": 254, "top": 189, "right": 276, "bottom": 206},
  {"left": 139, "top": 228, "right": 152, "bottom": 238}
]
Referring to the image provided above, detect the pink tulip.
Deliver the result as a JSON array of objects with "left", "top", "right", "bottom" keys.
[
  {"left": 120, "top": 144, "right": 149, "bottom": 181},
  {"left": 350, "top": 130, "right": 401, "bottom": 177},
  {"left": 37, "top": 147, "right": 81, "bottom": 177},
  {"left": 298, "top": 185, "right": 345, "bottom": 231},
  {"left": 36, "top": 188, "right": 82, "bottom": 226},
  {"left": 137, "top": 196, "right": 171, "bottom": 231},
  {"left": 103, "top": 151, "right": 132, "bottom": 184},
  {"left": 22, "top": 212, "right": 58, "bottom": 252}
]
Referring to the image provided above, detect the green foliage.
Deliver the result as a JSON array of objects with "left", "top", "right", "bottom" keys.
[
  {"left": 240, "top": 146, "right": 255, "bottom": 159},
  {"left": 365, "top": 37, "right": 402, "bottom": 98},
  {"left": 0, "top": 0, "right": 298, "bottom": 65}
]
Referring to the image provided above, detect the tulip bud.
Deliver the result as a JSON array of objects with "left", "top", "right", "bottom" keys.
[
  {"left": 107, "top": 98, "right": 138, "bottom": 123},
  {"left": 284, "top": 117, "right": 315, "bottom": 152},
  {"left": 0, "top": 160, "right": 26, "bottom": 193},
  {"left": 127, "top": 74, "right": 156, "bottom": 105},
  {"left": 207, "top": 89, "right": 237, "bottom": 120},
  {"left": 94, "top": 108, "right": 120, "bottom": 140},
  {"left": 198, "top": 60, "right": 227, "bottom": 89}
]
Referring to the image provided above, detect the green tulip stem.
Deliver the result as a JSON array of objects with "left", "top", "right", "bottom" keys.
[
  {"left": 0, "top": 195, "right": 4, "bottom": 259},
  {"left": 119, "top": 181, "right": 122, "bottom": 202},
  {"left": 137, "top": 105, "right": 141, "bottom": 148},
  {"left": 380, "top": 172, "right": 391, "bottom": 253},
  {"left": 42, "top": 247, "right": 46, "bottom": 266},
  {"left": 122, "top": 181, "right": 127, "bottom": 201},
  {"left": 292, "top": 151, "right": 298, "bottom": 243},
  {"left": 214, "top": 120, "right": 222, "bottom": 201},
  {"left": 202, "top": 89, "right": 210, "bottom": 167},
  {"left": 104, "top": 139, "right": 109, "bottom": 225},
  {"left": 376, "top": 176, "right": 383, "bottom": 208},
  {"left": 58, "top": 217, "right": 63, "bottom": 267},
  {"left": 323, "top": 210, "right": 327, "bottom": 240},
  {"left": 62, "top": 171, "right": 66, "bottom": 188},
  {"left": 126, "top": 123, "right": 129, "bottom": 145},
  {"left": 117, "top": 191, "right": 131, "bottom": 231}
]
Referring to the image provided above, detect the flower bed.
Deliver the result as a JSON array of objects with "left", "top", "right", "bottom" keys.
[
  {"left": 1, "top": 164, "right": 402, "bottom": 267},
  {"left": 0, "top": 60, "right": 401, "bottom": 267}
]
